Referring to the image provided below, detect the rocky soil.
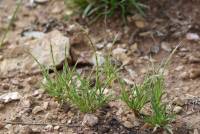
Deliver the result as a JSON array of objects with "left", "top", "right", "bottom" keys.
[{"left": 0, "top": 0, "right": 200, "bottom": 134}]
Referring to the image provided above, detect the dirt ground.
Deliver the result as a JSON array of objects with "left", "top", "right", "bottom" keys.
[{"left": 0, "top": 0, "right": 200, "bottom": 134}]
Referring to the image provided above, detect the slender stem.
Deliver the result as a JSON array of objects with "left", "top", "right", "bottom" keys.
[{"left": 0, "top": 0, "right": 22, "bottom": 48}]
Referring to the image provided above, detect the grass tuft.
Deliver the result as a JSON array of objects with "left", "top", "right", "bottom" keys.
[{"left": 65, "top": 0, "right": 146, "bottom": 22}]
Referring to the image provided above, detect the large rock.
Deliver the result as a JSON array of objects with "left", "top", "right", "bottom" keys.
[{"left": 0, "top": 30, "right": 70, "bottom": 76}]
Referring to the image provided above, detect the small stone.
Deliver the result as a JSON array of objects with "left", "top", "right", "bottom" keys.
[
  {"left": 0, "top": 122, "right": 4, "bottom": 129},
  {"left": 189, "top": 69, "right": 200, "bottom": 79},
  {"left": 194, "top": 129, "right": 199, "bottom": 134},
  {"left": 54, "top": 126, "right": 60, "bottom": 130},
  {"left": 173, "top": 97, "right": 185, "bottom": 106},
  {"left": 173, "top": 106, "right": 182, "bottom": 114},
  {"left": 135, "top": 20, "right": 145, "bottom": 28},
  {"left": 45, "top": 112, "right": 57, "bottom": 120},
  {"left": 161, "top": 42, "right": 172, "bottom": 52},
  {"left": 175, "top": 66, "right": 184, "bottom": 71},
  {"left": 52, "top": 6, "right": 62, "bottom": 14},
  {"left": 91, "top": 52, "right": 105, "bottom": 66},
  {"left": 44, "top": 125, "right": 53, "bottom": 132},
  {"left": 180, "top": 72, "right": 189, "bottom": 80},
  {"left": 27, "top": 77, "right": 38, "bottom": 85},
  {"left": 21, "top": 98, "right": 32, "bottom": 108},
  {"left": 5, "top": 124, "right": 12, "bottom": 129},
  {"left": 123, "top": 121, "right": 134, "bottom": 128},
  {"left": 2, "top": 84, "right": 9, "bottom": 90},
  {"left": 82, "top": 114, "right": 98, "bottom": 127},
  {"left": 32, "top": 106, "right": 43, "bottom": 114},
  {"left": 34, "top": 0, "right": 49, "bottom": 4},
  {"left": 112, "top": 48, "right": 127, "bottom": 56},
  {"left": 188, "top": 55, "right": 200, "bottom": 63},
  {"left": 19, "top": 126, "right": 32, "bottom": 134},
  {"left": 186, "top": 33, "right": 200, "bottom": 41},
  {"left": 42, "top": 102, "right": 48, "bottom": 110},
  {"left": 22, "top": 31, "right": 45, "bottom": 39},
  {"left": 0, "top": 92, "right": 21, "bottom": 103}
]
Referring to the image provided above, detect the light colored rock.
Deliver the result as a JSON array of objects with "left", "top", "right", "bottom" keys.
[
  {"left": 0, "top": 92, "right": 21, "bottom": 103},
  {"left": 161, "top": 42, "right": 172, "bottom": 52},
  {"left": 180, "top": 72, "right": 189, "bottom": 80},
  {"left": 21, "top": 99, "right": 32, "bottom": 108},
  {"left": 175, "top": 66, "right": 184, "bottom": 71},
  {"left": 82, "top": 114, "right": 98, "bottom": 127},
  {"left": 123, "top": 121, "right": 134, "bottom": 128},
  {"left": 112, "top": 48, "right": 127, "bottom": 56},
  {"left": 91, "top": 52, "right": 105, "bottom": 66},
  {"left": 32, "top": 106, "right": 43, "bottom": 114},
  {"left": 173, "top": 97, "right": 185, "bottom": 106},
  {"left": 54, "top": 126, "right": 60, "bottom": 130},
  {"left": 173, "top": 106, "right": 182, "bottom": 114},
  {"left": 43, "top": 102, "right": 49, "bottom": 110},
  {"left": 186, "top": 33, "right": 199, "bottom": 41},
  {"left": 34, "top": 0, "right": 49, "bottom": 4},
  {"left": 44, "top": 124, "right": 53, "bottom": 132},
  {"left": 18, "top": 126, "right": 32, "bottom": 134},
  {"left": 112, "top": 47, "right": 130, "bottom": 65},
  {"left": 22, "top": 31, "right": 45, "bottom": 39},
  {"left": 0, "top": 30, "right": 70, "bottom": 76},
  {"left": 194, "top": 129, "right": 199, "bottom": 134},
  {"left": 135, "top": 20, "right": 145, "bottom": 28}
]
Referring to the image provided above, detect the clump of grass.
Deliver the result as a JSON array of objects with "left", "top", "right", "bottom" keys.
[
  {"left": 65, "top": 0, "right": 146, "bottom": 22},
  {"left": 66, "top": 56, "right": 118, "bottom": 112},
  {"left": 120, "top": 77, "right": 151, "bottom": 116},
  {"left": 31, "top": 42, "right": 118, "bottom": 113},
  {"left": 121, "top": 44, "right": 181, "bottom": 132},
  {"left": 144, "top": 73, "right": 174, "bottom": 132}
]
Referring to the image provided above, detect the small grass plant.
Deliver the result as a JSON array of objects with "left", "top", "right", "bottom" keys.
[
  {"left": 31, "top": 37, "right": 118, "bottom": 113},
  {"left": 144, "top": 73, "right": 174, "bottom": 133},
  {"left": 65, "top": 0, "right": 146, "bottom": 22},
  {"left": 120, "top": 77, "right": 151, "bottom": 116},
  {"left": 120, "top": 45, "right": 180, "bottom": 132}
]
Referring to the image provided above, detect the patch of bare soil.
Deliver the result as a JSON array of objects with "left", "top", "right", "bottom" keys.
[{"left": 0, "top": 0, "right": 199, "bottom": 134}]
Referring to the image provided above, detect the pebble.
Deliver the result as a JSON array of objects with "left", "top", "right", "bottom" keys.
[
  {"left": 18, "top": 126, "right": 32, "bottom": 134},
  {"left": 180, "top": 72, "right": 189, "bottom": 80},
  {"left": 123, "top": 121, "right": 134, "bottom": 128},
  {"left": 27, "top": 77, "right": 38, "bottom": 85},
  {"left": 21, "top": 98, "right": 32, "bottom": 108},
  {"left": 173, "top": 97, "right": 185, "bottom": 106},
  {"left": 34, "top": 0, "right": 49, "bottom": 4},
  {"left": 43, "top": 102, "right": 49, "bottom": 110},
  {"left": 173, "top": 106, "right": 183, "bottom": 114},
  {"left": 0, "top": 92, "right": 21, "bottom": 103},
  {"left": 193, "top": 129, "right": 199, "bottom": 134},
  {"left": 186, "top": 33, "right": 200, "bottom": 41},
  {"left": 189, "top": 69, "right": 200, "bottom": 79},
  {"left": 0, "top": 122, "right": 4, "bottom": 129},
  {"left": 188, "top": 55, "right": 200, "bottom": 63},
  {"left": 135, "top": 20, "right": 145, "bottom": 28},
  {"left": 5, "top": 124, "right": 12, "bottom": 129},
  {"left": 175, "top": 65, "right": 184, "bottom": 71},
  {"left": 32, "top": 106, "right": 43, "bottom": 114},
  {"left": 54, "top": 125, "right": 60, "bottom": 130},
  {"left": 161, "top": 42, "right": 172, "bottom": 52},
  {"left": 44, "top": 124, "right": 53, "bottom": 132},
  {"left": 82, "top": 114, "right": 98, "bottom": 127},
  {"left": 2, "top": 84, "right": 10, "bottom": 90},
  {"left": 91, "top": 52, "right": 105, "bottom": 66}
]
